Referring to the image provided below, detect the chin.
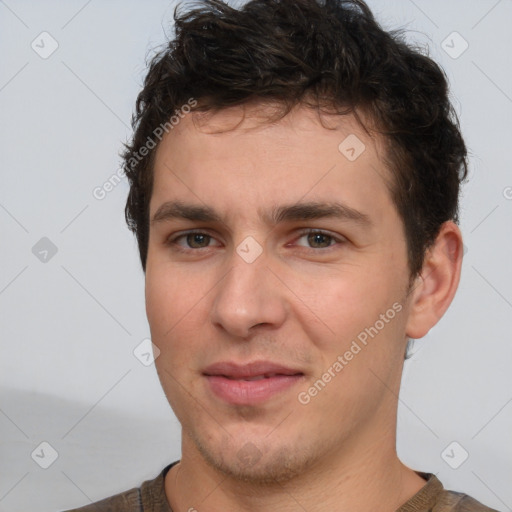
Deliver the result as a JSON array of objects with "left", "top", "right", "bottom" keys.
[{"left": 189, "top": 428, "right": 319, "bottom": 485}]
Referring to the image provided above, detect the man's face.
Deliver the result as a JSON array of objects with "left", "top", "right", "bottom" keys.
[{"left": 145, "top": 103, "right": 415, "bottom": 483}]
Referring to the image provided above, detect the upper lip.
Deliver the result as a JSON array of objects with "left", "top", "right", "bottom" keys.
[{"left": 203, "top": 361, "right": 304, "bottom": 379}]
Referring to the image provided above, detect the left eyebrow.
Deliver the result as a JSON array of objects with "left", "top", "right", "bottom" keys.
[{"left": 265, "top": 201, "right": 373, "bottom": 227}]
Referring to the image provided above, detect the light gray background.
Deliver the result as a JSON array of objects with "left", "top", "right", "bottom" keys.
[{"left": 1, "top": 1, "right": 511, "bottom": 511}]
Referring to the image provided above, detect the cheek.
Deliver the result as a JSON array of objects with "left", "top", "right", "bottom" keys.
[
  {"left": 295, "top": 266, "right": 395, "bottom": 334},
  {"left": 145, "top": 262, "right": 201, "bottom": 331},
  {"left": 145, "top": 268, "right": 175, "bottom": 333},
  {"left": 145, "top": 264, "right": 214, "bottom": 370},
  {"left": 288, "top": 258, "right": 408, "bottom": 373}
]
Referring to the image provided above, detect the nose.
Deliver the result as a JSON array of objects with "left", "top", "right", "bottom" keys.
[{"left": 210, "top": 250, "right": 287, "bottom": 339}]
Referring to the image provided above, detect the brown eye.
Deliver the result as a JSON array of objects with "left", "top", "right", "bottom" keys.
[
  {"left": 294, "top": 228, "right": 347, "bottom": 254},
  {"left": 185, "top": 233, "right": 211, "bottom": 248},
  {"left": 166, "top": 231, "right": 219, "bottom": 252},
  {"left": 306, "top": 232, "right": 334, "bottom": 248}
]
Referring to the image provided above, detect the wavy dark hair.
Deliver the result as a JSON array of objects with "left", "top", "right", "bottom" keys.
[{"left": 122, "top": 0, "right": 468, "bottom": 281}]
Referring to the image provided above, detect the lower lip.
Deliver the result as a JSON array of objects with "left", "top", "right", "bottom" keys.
[{"left": 204, "top": 374, "right": 303, "bottom": 405}]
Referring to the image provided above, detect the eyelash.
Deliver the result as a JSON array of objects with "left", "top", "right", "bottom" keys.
[{"left": 166, "top": 229, "right": 345, "bottom": 253}]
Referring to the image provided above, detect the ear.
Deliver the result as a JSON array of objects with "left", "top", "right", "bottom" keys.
[{"left": 405, "top": 221, "right": 464, "bottom": 339}]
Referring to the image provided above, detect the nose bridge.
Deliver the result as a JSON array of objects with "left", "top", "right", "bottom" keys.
[{"left": 210, "top": 247, "right": 286, "bottom": 338}]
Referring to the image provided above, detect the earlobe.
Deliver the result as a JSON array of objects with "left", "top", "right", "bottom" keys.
[{"left": 405, "top": 221, "right": 463, "bottom": 340}]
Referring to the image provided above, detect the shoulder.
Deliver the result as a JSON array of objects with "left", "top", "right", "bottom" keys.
[
  {"left": 434, "top": 489, "right": 500, "bottom": 512},
  {"left": 399, "top": 472, "right": 499, "bottom": 512},
  {"left": 61, "top": 487, "right": 142, "bottom": 512},
  {"left": 61, "top": 486, "right": 142, "bottom": 511},
  {"left": 60, "top": 461, "right": 178, "bottom": 512}
]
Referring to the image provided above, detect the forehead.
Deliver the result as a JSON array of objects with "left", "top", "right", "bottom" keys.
[{"left": 150, "top": 102, "right": 395, "bottom": 226}]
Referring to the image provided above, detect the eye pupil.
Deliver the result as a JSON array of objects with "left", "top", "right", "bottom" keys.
[
  {"left": 308, "top": 233, "right": 331, "bottom": 248},
  {"left": 187, "top": 233, "right": 209, "bottom": 248}
]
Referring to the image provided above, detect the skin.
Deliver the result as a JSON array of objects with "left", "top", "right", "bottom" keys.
[{"left": 145, "top": 101, "right": 463, "bottom": 512}]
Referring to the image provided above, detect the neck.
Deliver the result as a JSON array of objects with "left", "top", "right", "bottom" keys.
[{"left": 165, "top": 424, "right": 427, "bottom": 512}]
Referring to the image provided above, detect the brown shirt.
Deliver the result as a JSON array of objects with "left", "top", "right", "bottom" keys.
[{"left": 63, "top": 460, "right": 498, "bottom": 512}]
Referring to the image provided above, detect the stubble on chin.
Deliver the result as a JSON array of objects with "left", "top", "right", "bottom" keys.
[{"left": 184, "top": 426, "right": 322, "bottom": 486}]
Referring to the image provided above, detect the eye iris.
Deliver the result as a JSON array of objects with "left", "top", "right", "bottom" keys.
[
  {"left": 187, "top": 233, "right": 209, "bottom": 248},
  {"left": 308, "top": 232, "right": 331, "bottom": 248}
]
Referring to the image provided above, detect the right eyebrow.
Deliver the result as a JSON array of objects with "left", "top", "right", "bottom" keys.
[{"left": 151, "top": 200, "right": 222, "bottom": 225}]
